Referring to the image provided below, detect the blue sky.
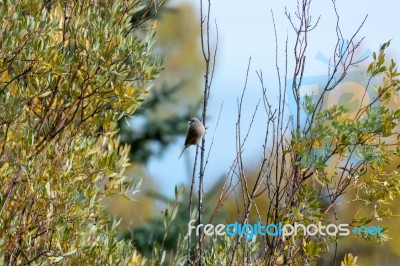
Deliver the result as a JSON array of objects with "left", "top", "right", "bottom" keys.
[{"left": 147, "top": 0, "right": 400, "bottom": 196}]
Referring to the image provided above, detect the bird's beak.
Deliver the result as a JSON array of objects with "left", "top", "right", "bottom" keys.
[{"left": 187, "top": 120, "right": 191, "bottom": 124}]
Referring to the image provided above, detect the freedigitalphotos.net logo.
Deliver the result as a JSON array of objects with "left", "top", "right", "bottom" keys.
[{"left": 188, "top": 220, "right": 383, "bottom": 241}]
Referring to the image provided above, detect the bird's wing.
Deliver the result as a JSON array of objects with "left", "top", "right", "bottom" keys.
[{"left": 184, "top": 127, "right": 197, "bottom": 146}]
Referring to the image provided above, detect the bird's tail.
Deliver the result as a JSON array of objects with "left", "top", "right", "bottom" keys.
[{"left": 178, "top": 147, "right": 186, "bottom": 159}]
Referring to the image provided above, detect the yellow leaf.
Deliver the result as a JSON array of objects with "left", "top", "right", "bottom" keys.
[
  {"left": 1, "top": 70, "right": 9, "bottom": 82},
  {"left": 341, "top": 253, "right": 358, "bottom": 266}
]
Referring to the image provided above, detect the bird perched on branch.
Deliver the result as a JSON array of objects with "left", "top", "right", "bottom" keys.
[{"left": 178, "top": 117, "right": 205, "bottom": 159}]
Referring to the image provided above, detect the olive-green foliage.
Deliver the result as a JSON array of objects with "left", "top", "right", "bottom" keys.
[
  {"left": 0, "top": 0, "right": 161, "bottom": 264},
  {"left": 246, "top": 41, "right": 400, "bottom": 265},
  {"left": 297, "top": 41, "right": 400, "bottom": 224},
  {"left": 192, "top": 42, "right": 400, "bottom": 265}
]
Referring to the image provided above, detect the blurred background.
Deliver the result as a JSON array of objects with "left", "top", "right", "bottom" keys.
[{"left": 109, "top": 0, "right": 400, "bottom": 265}]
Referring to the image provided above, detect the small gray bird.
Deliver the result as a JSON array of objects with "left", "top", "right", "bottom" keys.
[{"left": 178, "top": 117, "right": 205, "bottom": 159}]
